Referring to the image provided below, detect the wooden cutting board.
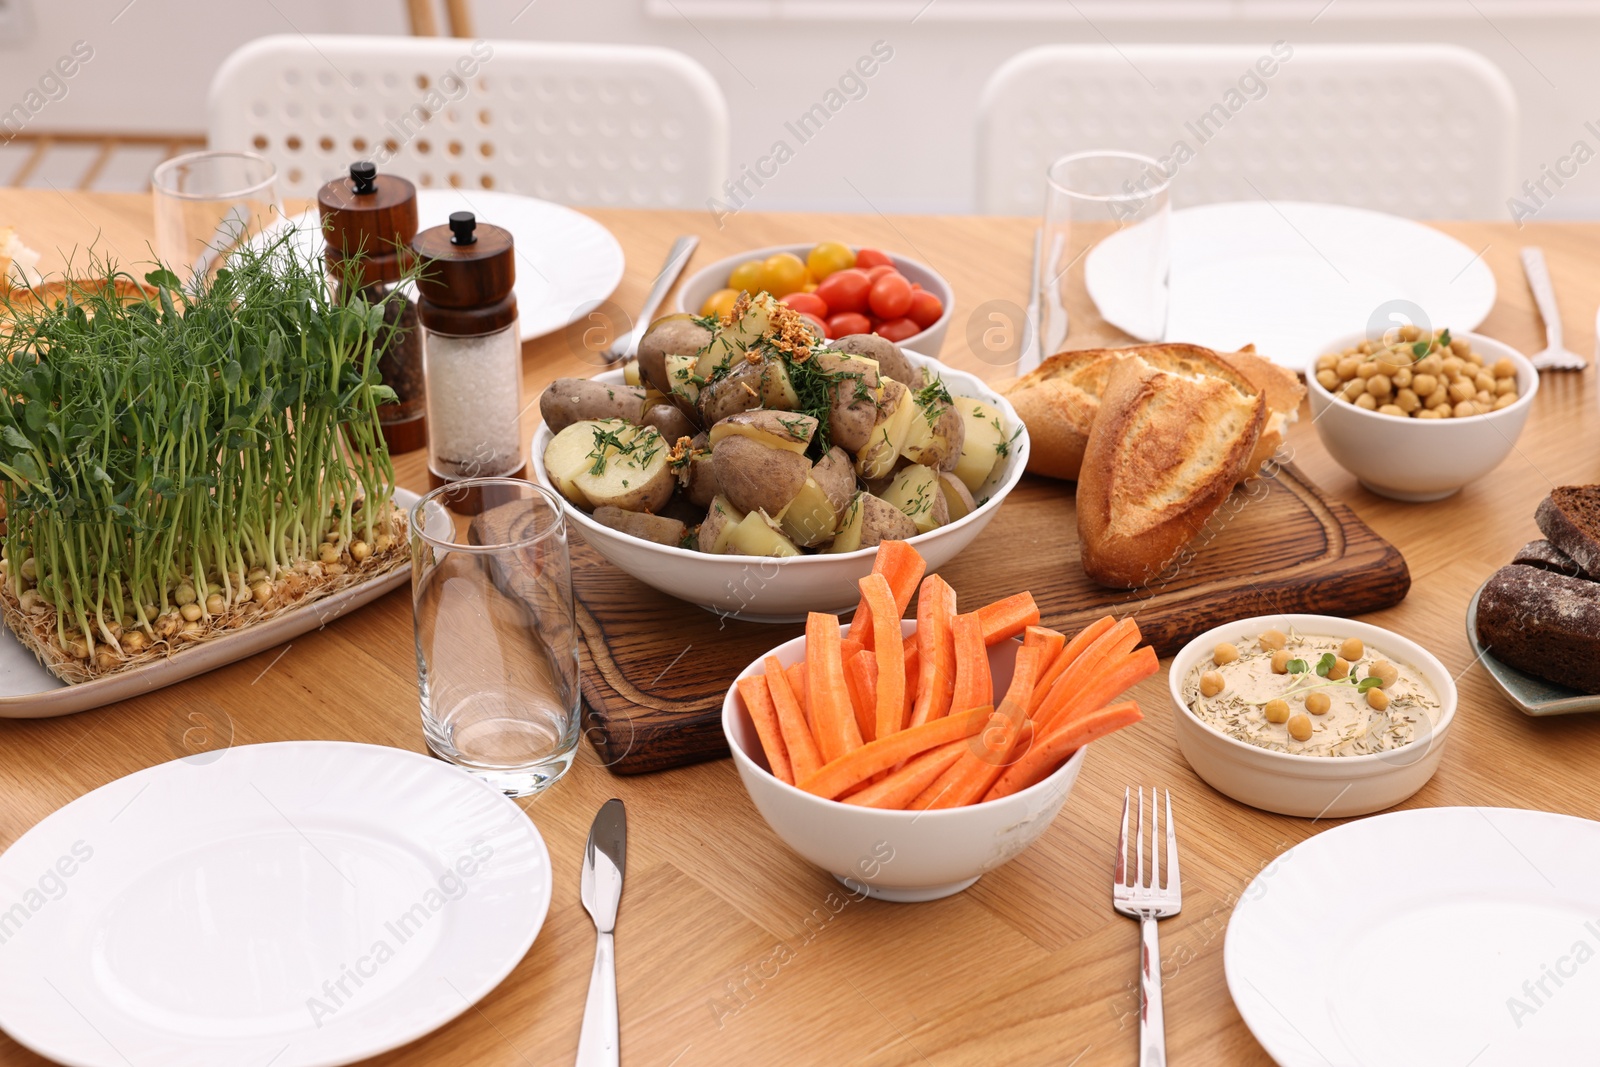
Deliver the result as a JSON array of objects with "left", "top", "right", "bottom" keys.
[{"left": 574, "top": 463, "right": 1408, "bottom": 775}]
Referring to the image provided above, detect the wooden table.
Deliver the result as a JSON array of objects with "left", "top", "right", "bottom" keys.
[{"left": 3, "top": 188, "right": 1599, "bottom": 1067}]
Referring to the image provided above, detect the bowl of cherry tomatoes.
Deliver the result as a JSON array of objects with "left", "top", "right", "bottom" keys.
[{"left": 676, "top": 241, "right": 954, "bottom": 356}]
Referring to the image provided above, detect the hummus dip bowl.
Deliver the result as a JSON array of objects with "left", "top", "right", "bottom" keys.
[{"left": 1169, "top": 614, "right": 1457, "bottom": 818}]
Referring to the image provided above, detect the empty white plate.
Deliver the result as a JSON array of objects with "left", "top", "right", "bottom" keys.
[
  {"left": 1227, "top": 807, "right": 1600, "bottom": 1066},
  {"left": 270, "top": 188, "right": 625, "bottom": 343},
  {"left": 1087, "top": 201, "right": 1497, "bottom": 368},
  {"left": 0, "top": 741, "right": 551, "bottom": 1066}
]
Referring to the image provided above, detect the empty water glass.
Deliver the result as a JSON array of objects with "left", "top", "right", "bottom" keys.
[{"left": 151, "top": 150, "right": 280, "bottom": 288}]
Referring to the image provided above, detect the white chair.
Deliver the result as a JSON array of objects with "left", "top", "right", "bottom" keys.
[
  {"left": 977, "top": 44, "right": 1516, "bottom": 218},
  {"left": 208, "top": 35, "right": 728, "bottom": 208}
]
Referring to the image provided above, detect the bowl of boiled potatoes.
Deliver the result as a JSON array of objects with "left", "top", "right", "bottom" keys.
[{"left": 1305, "top": 327, "right": 1539, "bottom": 502}]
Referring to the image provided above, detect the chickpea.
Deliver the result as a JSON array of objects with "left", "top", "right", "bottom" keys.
[
  {"left": 1492, "top": 357, "right": 1516, "bottom": 379},
  {"left": 179, "top": 602, "right": 203, "bottom": 622},
  {"left": 1259, "top": 629, "right": 1287, "bottom": 651},
  {"left": 1395, "top": 388, "right": 1421, "bottom": 414},
  {"left": 1367, "top": 686, "right": 1391, "bottom": 711},
  {"left": 1392, "top": 366, "right": 1413, "bottom": 389},
  {"left": 1336, "top": 356, "right": 1362, "bottom": 380},
  {"left": 1328, "top": 656, "right": 1350, "bottom": 680},
  {"left": 1305, "top": 691, "right": 1332, "bottom": 716},
  {"left": 1316, "top": 368, "right": 1339, "bottom": 392},
  {"left": 1474, "top": 372, "right": 1496, "bottom": 394},
  {"left": 121, "top": 631, "right": 150, "bottom": 654},
  {"left": 1264, "top": 698, "right": 1291, "bottom": 724},
  {"left": 1475, "top": 390, "right": 1493, "bottom": 406},
  {"left": 1453, "top": 401, "right": 1477, "bottom": 419},
  {"left": 1410, "top": 372, "right": 1438, "bottom": 397},
  {"left": 1213, "top": 642, "right": 1240, "bottom": 666},
  {"left": 1496, "top": 377, "right": 1517, "bottom": 396},
  {"left": 1399, "top": 323, "right": 1422, "bottom": 342},
  {"left": 1378, "top": 403, "right": 1404, "bottom": 417},
  {"left": 1316, "top": 353, "right": 1339, "bottom": 371},
  {"left": 1450, "top": 337, "right": 1472, "bottom": 358},
  {"left": 1367, "top": 374, "right": 1393, "bottom": 399},
  {"left": 1270, "top": 648, "right": 1293, "bottom": 674},
  {"left": 1340, "top": 637, "right": 1364, "bottom": 660},
  {"left": 1493, "top": 393, "right": 1518, "bottom": 411},
  {"left": 1367, "top": 660, "right": 1399, "bottom": 688},
  {"left": 1199, "top": 670, "right": 1225, "bottom": 698},
  {"left": 1355, "top": 393, "right": 1377, "bottom": 410},
  {"left": 1342, "top": 379, "right": 1367, "bottom": 402},
  {"left": 1416, "top": 408, "right": 1441, "bottom": 419},
  {"left": 1426, "top": 387, "right": 1451, "bottom": 410},
  {"left": 1356, "top": 361, "right": 1379, "bottom": 379},
  {"left": 174, "top": 582, "right": 197, "bottom": 607},
  {"left": 251, "top": 581, "right": 274, "bottom": 604},
  {"left": 1287, "top": 712, "right": 1313, "bottom": 742},
  {"left": 318, "top": 542, "right": 341, "bottom": 566},
  {"left": 1446, "top": 380, "right": 1474, "bottom": 404},
  {"left": 204, "top": 592, "right": 226, "bottom": 615}
]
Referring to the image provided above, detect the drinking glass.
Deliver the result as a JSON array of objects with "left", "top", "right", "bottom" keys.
[
  {"left": 1040, "top": 150, "right": 1171, "bottom": 352},
  {"left": 410, "top": 478, "right": 581, "bottom": 796},
  {"left": 151, "top": 150, "right": 280, "bottom": 288}
]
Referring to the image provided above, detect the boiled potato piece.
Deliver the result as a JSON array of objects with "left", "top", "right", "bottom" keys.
[
  {"left": 727, "top": 508, "right": 802, "bottom": 558},
  {"left": 539, "top": 379, "right": 645, "bottom": 435},
  {"left": 697, "top": 357, "right": 801, "bottom": 426},
  {"left": 679, "top": 448, "right": 719, "bottom": 508},
  {"left": 899, "top": 380, "right": 965, "bottom": 471},
  {"left": 814, "top": 352, "right": 883, "bottom": 454},
  {"left": 592, "top": 506, "right": 687, "bottom": 548},
  {"left": 623, "top": 360, "right": 642, "bottom": 387},
  {"left": 859, "top": 492, "right": 918, "bottom": 547},
  {"left": 637, "top": 314, "right": 712, "bottom": 397},
  {"left": 543, "top": 418, "right": 608, "bottom": 507},
  {"left": 642, "top": 403, "right": 696, "bottom": 443},
  {"left": 856, "top": 379, "right": 916, "bottom": 481},
  {"left": 713, "top": 434, "right": 810, "bottom": 516},
  {"left": 829, "top": 334, "right": 923, "bottom": 390},
  {"left": 778, "top": 447, "right": 854, "bottom": 547},
  {"left": 697, "top": 495, "right": 745, "bottom": 553},
  {"left": 952, "top": 396, "right": 1007, "bottom": 492},
  {"left": 811, "top": 447, "right": 857, "bottom": 516},
  {"left": 938, "top": 471, "right": 977, "bottom": 521},
  {"left": 571, "top": 420, "right": 675, "bottom": 513},
  {"left": 881, "top": 464, "right": 949, "bottom": 534},
  {"left": 828, "top": 494, "right": 866, "bottom": 553},
  {"left": 664, "top": 353, "right": 701, "bottom": 405},
  {"left": 698, "top": 294, "right": 775, "bottom": 379},
  {"left": 707, "top": 409, "right": 816, "bottom": 454}
]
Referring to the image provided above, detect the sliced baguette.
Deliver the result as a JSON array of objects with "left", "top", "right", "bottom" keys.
[{"left": 1077, "top": 355, "right": 1265, "bottom": 589}]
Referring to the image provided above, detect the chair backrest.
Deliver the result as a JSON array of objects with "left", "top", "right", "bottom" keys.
[
  {"left": 208, "top": 35, "right": 728, "bottom": 208},
  {"left": 977, "top": 44, "right": 1516, "bottom": 218}
]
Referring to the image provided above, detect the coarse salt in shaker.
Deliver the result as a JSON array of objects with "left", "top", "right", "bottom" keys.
[
  {"left": 412, "top": 211, "right": 524, "bottom": 513},
  {"left": 317, "top": 161, "right": 427, "bottom": 452}
]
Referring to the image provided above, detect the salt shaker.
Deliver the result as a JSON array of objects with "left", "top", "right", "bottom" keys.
[
  {"left": 317, "top": 161, "right": 427, "bottom": 452},
  {"left": 412, "top": 211, "right": 523, "bottom": 511}
]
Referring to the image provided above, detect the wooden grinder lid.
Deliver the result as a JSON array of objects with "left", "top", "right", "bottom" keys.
[
  {"left": 411, "top": 212, "right": 518, "bottom": 336},
  {"left": 316, "top": 162, "right": 418, "bottom": 287}
]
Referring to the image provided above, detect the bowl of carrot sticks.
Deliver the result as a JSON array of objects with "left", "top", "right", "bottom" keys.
[{"left": 723, "top": 540, "right": 1157, "bottom": 902}]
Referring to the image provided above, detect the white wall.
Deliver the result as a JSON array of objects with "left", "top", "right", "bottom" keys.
[{"left": 3, "top": 0, "right": 1598, "bottom": 224}]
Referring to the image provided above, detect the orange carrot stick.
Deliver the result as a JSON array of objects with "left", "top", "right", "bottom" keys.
[
  {"left": 845, "top": 648, "right": 880, "bottom": 744},
  {"left": 975, "top": 591, "right": 1040, "bottom": 645},
  {"left": 842, "top": 739, "right": 967, "bottom": 809},
  {"left": 798, "top": 705, "right": 995, "bottom": 800},
  {"left": 902, "top": 644, "right": 920, "bottom": 731},
  {"left": 908, "top": 575, "right": 958, "bottom": 727},
  {"left": 859, "top": 573, "right": 906, "bottom": 744},
  {"left": 949, "top": 612, "right": 992, "bottom": 715},
  {"left": 1035, "top": 628, "right": 1149, "bottom": 733},
  {"left": 912, "top": 646, "right": 1041, "bottom": 809},
  {"left": 807, "top": 612, "right": 864, "bottom": 763},
  {"left": 1029, "top": 615, "right": 1116, "bottom": 715},
  {"left": 847, "top": 540, "right": 927, "bottom": 650},
  {"left": 763, "top": 655, "right": 821, "bottom": 783},
  {"left": 784, "top": 661, "right": 809, "bottom": 725},
  {"left": 737, "top": 675, "right": 793, "bottom": 785},
  {"left": 1023, "top": 625, "right": 1066, "bottom": 664},
  {"left": 985, "top": 700, "right": 1143, "bottom": 800},
  {"left": 1032, "top": 617, "right": 1140, "bottom": 721}
]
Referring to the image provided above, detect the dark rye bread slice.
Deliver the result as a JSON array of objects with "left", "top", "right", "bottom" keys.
[
  {"left": 1476, "top": 563, "right": 1600, "bottom": 694},
  {"left": 1535, "top": 487, "right": 1600, "bottom": 579},
  {"left": 1512, "top": 539, "right": 1584, "bottom": 577}
]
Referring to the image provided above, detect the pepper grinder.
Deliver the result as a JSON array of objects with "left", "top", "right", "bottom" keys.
[
  {"left": 316, "top": 161, "right": 427, "bottom": 453},
  {"left": 412, "top": 211, "right": 523, "bottom": 513}
]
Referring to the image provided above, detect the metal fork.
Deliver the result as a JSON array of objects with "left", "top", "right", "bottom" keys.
[
  {"left": 603, "top": 234, "right": 699, "bottom": 363},
  {"left": 1522, "top": 247, "right": 1587, "bottom": 371},
  {"left": 1113, "top": 788, "right": 1182, "bottom": 1067}
]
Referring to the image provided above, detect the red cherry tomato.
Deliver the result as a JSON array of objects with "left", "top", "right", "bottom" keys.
[
  {"left": 814, "top": 268, "right": 871, "bottom": 315},
  {"left": 855, "top": 248, "right": 893, "bottom": 270},
  {"left": 781, "top": 291, "right": 828, "bottom": 318},
  {"left": 907, "top": 289, "right": 944, "bottom": 329},
  {"left": 874, "top": 317, "right": 921, "bottom": 343},
  {"left": 798, "top": 312, "right": 831, "bottom": 338},
  {"left": 863, "top": 265, "right": 899, "bottom": 283},
  {"left": 826, "top": 311, "right": 872, "bottom": 337},
  {"left": 868, "top": 273, "right": 913, "bottom": 320}
]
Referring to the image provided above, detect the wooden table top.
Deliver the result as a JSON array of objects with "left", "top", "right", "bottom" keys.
[{"left": 3, "top": 188, "right": 1600, "bottom": 1067}]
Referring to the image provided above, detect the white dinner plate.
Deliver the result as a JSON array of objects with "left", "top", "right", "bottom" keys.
[
  {"left": 1086, "top": 201, "right": 1497, "bottom": 368},
  {"left": 1226, "top": 807, "right": 1600, "bottom": 1066},
  {"left": 0, "top": 741, "right": 551, "bottom": 1067},
  {"left": 268, "top": 188, "right": 625, "bottom": 342},
  {"left": 0, "top": 488, "right": 451, "bottom": 718}
]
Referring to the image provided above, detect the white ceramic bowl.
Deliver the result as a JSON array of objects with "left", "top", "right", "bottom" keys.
[
  {"left": 675, "top": 243, "right": 955, "bottom": 358},
  {"left": 723, "top": 621, "right": 1089, "bottom": 902},
  {"left": 530, "top": 351, "right": 1028, "bottom": 622},
  {"left": 1305, "top": 331, "right": 1538, "bottom": 502},
  {"left": 1168, "top": 614, "right": 1457, "bottom": 819}
]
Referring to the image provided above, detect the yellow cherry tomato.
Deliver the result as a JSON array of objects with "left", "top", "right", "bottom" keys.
[
  {"left": 760, "top": 252, "right": 808, "bottom": 298},
  {"left": 699, "top": 287, "right": 739, "bottom": 321},
  {"left": 727, "top": 259, "right": 764, "bottom": 294},
  {"left": 802, "top": 281, "right": 818, "bottom": 293},
  {"left": 807, "top": 241, "right": 855, "bottom": 281}
]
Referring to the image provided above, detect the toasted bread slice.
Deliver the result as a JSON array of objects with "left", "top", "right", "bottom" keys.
[{"left": 1077, "top": 355, "right": 1265, "bottom": 588}]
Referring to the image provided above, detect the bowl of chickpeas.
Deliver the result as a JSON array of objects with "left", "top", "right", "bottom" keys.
[
  {"left": 1169, "top": 614, "right": 1458, "bottom": 819},
  {"left": 1306, "top": 328, "right": 1538, "bottom": 502}
]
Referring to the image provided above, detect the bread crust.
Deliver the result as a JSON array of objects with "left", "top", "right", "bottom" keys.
[
  {"left": 1535, "top": 488, "right": 1600, "bottom": 580},
  {"left": 1077, "top": 356, "right": 1265, "bottom": 588}
]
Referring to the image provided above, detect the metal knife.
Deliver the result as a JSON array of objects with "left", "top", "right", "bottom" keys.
[{"left": 576, "top": 798, "right": 627, "bottom": 1067}]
